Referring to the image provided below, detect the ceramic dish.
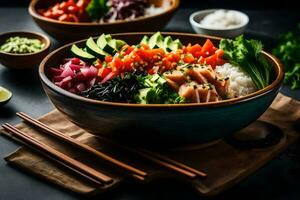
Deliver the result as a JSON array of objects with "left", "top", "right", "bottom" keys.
[
  {"left": 39, "top": 32, "right": 283, "bottom": 147},
  {"left": 29, "top": 0, "right": 180, "bottom": 42},
  {"left": 189, "top": 9, "right": 249, "bottom": 38},
  {"left": 0, "top": 31, "right": 50, "bottom": 70}
]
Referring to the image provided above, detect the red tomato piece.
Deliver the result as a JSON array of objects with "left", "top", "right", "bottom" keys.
[
  {"left": 98, "top": 67, "right": 112, "bottom": 79},
  {"left": 204, "top": 54, "right": 218, "bottom": 68},
  {"left": 215, "top": 49, "right": 224, "bottom": 58},
  {"left": 183, "top": 54, "right": 195, "bottom": 63},
  {"left": 201, "top": 39, "right": 216, "bottom": 57},
  {"left": 105, "top": 55, "right": 113, "bottom": 63},
  {"left": 186, "top": 44, "right": 202, "bottom": 58}
]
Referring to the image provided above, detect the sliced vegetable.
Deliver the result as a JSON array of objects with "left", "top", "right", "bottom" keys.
[
  {"left": 96, "top": 34, "right": 117, "bottom": 55},
  {"left": 71, "top": 44, "right": 95, "bottom": 61},
  {"left": 86, "top": 37, "right": 108, "bottom": 60}
]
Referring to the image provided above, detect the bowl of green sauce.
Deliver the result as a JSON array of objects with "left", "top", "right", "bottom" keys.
[{"left": 0, "top": 31, "right": 50, "bottom": 70}]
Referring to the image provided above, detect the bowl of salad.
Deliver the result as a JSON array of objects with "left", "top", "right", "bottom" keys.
[
  {"left": 29, "top": 0, "right": 179, "bottom": 42},
  {"left": 39, "top": 32, "right": 283, "bottom": 147}
]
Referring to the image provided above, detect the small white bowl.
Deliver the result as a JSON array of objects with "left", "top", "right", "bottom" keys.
[{"left": 189, "top": 9, "right": 249, "bottom": 38}]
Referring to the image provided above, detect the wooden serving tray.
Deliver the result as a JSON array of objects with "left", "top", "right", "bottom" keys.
[{"left": 1, "top": 95, "right": 299, "bottom": 197}]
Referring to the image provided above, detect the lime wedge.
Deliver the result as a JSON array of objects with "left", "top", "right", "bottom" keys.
[{"left": 0, "top": 86, "right": 12, "bottom": 105}]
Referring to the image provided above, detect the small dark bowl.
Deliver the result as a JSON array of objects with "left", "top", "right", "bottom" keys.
[
  {"left": 39, "top": 33, "right": 284, "bottom": 147},
  {"left": 0, "top": 31, "right": 51, "bottom": 70},
  {"left": 29, "top": 0, "right": 180, "bottom": 42}
]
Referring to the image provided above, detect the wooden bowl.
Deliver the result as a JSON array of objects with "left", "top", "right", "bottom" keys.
[
  {"left": 29, "top": 0, "right": 180, "bottom": 42},
  {"left": 39, "top": 32, "right": 284, "bottom": 147},
  {"left": 0, "top": 31, "right": 51, "bottom": 70}
]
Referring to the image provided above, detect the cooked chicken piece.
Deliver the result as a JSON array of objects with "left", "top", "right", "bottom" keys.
[
  {"left": 166, "top": 78, "right": 180, "bottom": 91},
  {"left": 186, "top": 67, "right": 208, "bottom": 84},
  {"left": 164, "top": 70, "right": 186, "bottom": 85},
  {"left": 178, "top": 82, "right": 196, "bottom": 101},
  {"left": 165, "top": 64, "right": 230, "bottom": 103}
]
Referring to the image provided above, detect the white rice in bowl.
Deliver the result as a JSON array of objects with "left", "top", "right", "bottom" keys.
[{"left": 216, "top": 63, "right": 257, "bottom": 98}]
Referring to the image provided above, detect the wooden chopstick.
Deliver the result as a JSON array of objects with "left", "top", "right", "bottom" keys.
[
  {"left": 16, "top": 112, "right": 147, "bottom": 180},
  {"left": 2, "top": 123, "right": 113, "bottom": 185},
  {"left": 98, "top": 137, "right": 206, "bottom": 179},
  {"left": 139, "top": 149, "right": 207, "bottom": 178}
]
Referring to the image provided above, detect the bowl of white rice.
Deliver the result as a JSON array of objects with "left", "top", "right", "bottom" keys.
[{"left": 189, "top": 9, "right": 249, "bottom": 38}]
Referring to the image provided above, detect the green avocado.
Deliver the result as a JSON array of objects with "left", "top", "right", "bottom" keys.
[
  {"left": 140, "top": 35, "right": 149, "bottom": 45},
  {"left": 71, "top": 44, "right": 95, "bottom": 61},
  {"left": 86, "top": 37, "right": 108, "bottom": 60},
  {"left": 163, "top": 36, "right": 173, "bottom": 52},
  {"left": 96, "top": 34, "right": 117, "bottom": 55},
  {"left": 148, "top": 32, "right": 164, "bottom": 49},
  {"left": 170, "top": 39, "right": 183, "bottom": 51}
]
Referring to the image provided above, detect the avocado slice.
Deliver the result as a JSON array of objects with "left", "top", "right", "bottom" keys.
[
  {"left": 148, "top": 32, "right": 164, "bottom": 49},
  {"left": 115, "top": 39, "right": 126, "bottom": 50},
  {"left": 96, "top": 34, "right": 117, "bottom": 55},
  {"left": 71, "top": 44, "right": 95, "bottom": 61},
  {"left": 163, "top": 36, "right": 173, "bottom": 52},
  {"left": 0, "top": 86, "right": 12, "bottom": 106},
  {"left": 86, "top": 37, "right": 108, "bottom": 60},
  {"left": 169, "top": 39, "right": 183, "bottom": 51},
  {"left": 140, "top": 35, "right": 149, "bottom": 45}
]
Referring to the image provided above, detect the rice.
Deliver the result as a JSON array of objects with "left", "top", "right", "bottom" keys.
[
  {"left": 216, "top": 63, "right": 256, "bottom": 98},
  {"left": 200, "top": 10, "right": 242, "bottom": 29}
]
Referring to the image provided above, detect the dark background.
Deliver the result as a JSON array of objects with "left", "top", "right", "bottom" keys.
[{"left": 1, "top": 0, "right": 300, "bottom": 10}]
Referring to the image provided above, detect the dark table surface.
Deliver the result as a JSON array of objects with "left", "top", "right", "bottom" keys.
[{"left": 1, "top": 7, "right": 300, "bottom": 200}]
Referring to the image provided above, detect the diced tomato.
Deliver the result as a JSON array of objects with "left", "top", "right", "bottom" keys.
[
  {"left": 98, "top": 67, "right": 112, "bottom": 79},
  {"left": 183, "top": 54, "right": 195, "bottom": 63},
  {"left": 215, "top": 49, "right": 224, "bottom": 58},
  {"left": 105, "top": 55, "right": 113, "bottom": 63},
  {"left": 58, "top": 14, "right": 69, "bottom": 21},
  {"left": 67, "top": 5, "right": 78, "bottom": 14},
  {"left": 201, "top": 39, "right": 216, "bottom": 57},
  {"left": 147, "top": 68, "right": 156, "bottom": 75},
  {"left": 204, "top": 54, "right": 218, "bottom": 68},
  {"left": 136, "top": 48, "right": 164, "bottom": 63},
  {"left": 59, "top": 2, "right": 69, "bottom": 11},
  {"left": 123, "top": 46, "right": 134, "bottom": 55},
  {"left": 186, "top": 44, "right": 202, "bottom": 58},
  {"left": 68, "top": 14, "right": 79, "bottom": 22},
  {"left": 101, "top": 72, "right": 116, "bottom": 84},
  {"left": 123, "top": 56, "right": 134, "bottom": 71},
  {"left": 112, "top": 57, "right": 124, "bottom": 71}
]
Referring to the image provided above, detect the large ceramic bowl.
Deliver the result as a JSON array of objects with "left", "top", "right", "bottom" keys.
[
  {"left": 29, "top": 0, "right": 179, "bottom": 42},
  {"left": 39, "top": 33, "right": 284, "bottom": 147}
]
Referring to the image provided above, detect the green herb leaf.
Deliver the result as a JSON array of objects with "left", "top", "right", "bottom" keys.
[
  {"left": 220, "top": 35, "right": 272, "bottom": 90},
  {"left": 272, "top": 27, "right": 300, "bottom": 89}
]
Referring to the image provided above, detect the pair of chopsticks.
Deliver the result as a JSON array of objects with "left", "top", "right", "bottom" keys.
[
  {"left": 98, "top": 137, "right": 207, "bottom": 179},
  {"left": 3, "top": 112, "right": 207, "bottom": 184},
  {"left": 2, "top": 123, "right": 112, "bottom": 185}
]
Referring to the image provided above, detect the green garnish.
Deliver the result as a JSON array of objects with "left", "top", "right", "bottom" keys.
[
  {"left": 135, "top": 74, "right": 185, "bottom": 104},
  {"left": 273, "top": 27, "right": 300, "bottom": 89},
  {"left": 0, "top": 36, "right": 45, "bottom": 54},
  {"left": 220, "top": 35, "right": 272, "bottom": 90}
]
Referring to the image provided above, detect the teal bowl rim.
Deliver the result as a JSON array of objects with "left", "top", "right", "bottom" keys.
[{"left": 39, "top": 32, "right": 284, "bottom": 109}]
